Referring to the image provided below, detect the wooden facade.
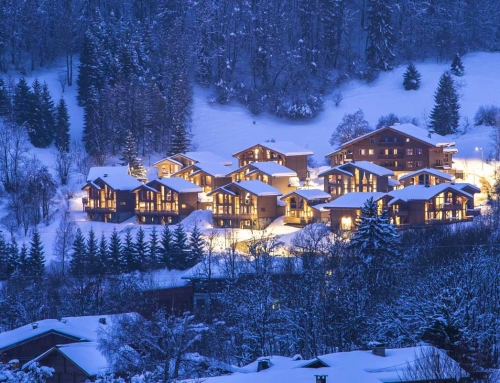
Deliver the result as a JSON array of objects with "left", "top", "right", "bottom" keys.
[
  {"left": 228, "top": 163, "right": 298, "bottom": 195},
  {"left": 37, "top": 348, "right": 93, "bottom": 383},
  {"left": 82, "top": 176, "right": 139, "bottom": 223},
  {"left": 152, "top": 158, "right": 183, "bottom": 179},
  {"left": 174, "top": 165, "right": 233, "bottom": 194},
  {"left": 233, "top": 143, "right": 312, "bottom": 180},
  {"left": 319, "top": 162, "right": 393, "bottom": 199},
  {"left": 281, "top": 190, "right": 331, "bottom": 225},
  {"left": 399, "top": 168, "right": 453, "bottom": 187},
  {"left": 132, "top": 179, "right": 201, "bottom": 224},
  {"left": 207, "top": 181, "right": 282, "bottom": 229},
  {"left": 326, "top": 125, "right": 456, "bottom": 175}
]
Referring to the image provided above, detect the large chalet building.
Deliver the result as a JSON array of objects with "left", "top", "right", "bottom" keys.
[
  {"left": 233, "top": 141, "right": 313, "bottom": 180},
  {"left": 326, "top": 123, "right": 459, "bottom": 176}
]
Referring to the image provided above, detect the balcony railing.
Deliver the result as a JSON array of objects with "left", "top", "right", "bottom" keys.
[
  {"left": 378, "top": 153, "right": 404, "bottom": 159},
  {"left": 437, "top": 203, "right": 463, "bottom": 211},
  {"left": 426, "top": 216, "right": 473, "bottom": 225},
  {"left": 392, "top": 209, "right": 409, "bottom": 216},
  {"left": 85, "top": 206, "right": 115, "bottom": 213},
  {"left": 213, "top": 213, "right": 258, "bottom": 220},
  {"left": 134, "top": 209, "right": 178, "bottom": 215},
  {"left": 283, "top": 216, "right": 312, "bottom": 224}
]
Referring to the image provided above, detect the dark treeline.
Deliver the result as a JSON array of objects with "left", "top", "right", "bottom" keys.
[{"left": 2, "top": 0, "right": 500, "bottom": 161}]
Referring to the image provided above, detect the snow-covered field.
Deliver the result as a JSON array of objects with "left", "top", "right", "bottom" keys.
[{"left": 4, "top": 52, "right": 500, "bottom": 263}]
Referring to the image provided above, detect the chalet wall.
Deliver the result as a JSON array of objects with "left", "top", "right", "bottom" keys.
[
  {"left": 179, "top": 193, "right": 199, "bottom": 217},
  {"left": 38, "top": 350, "right": 90, "bottom": 383},
  {"left": 284, "top": 155, "right": 308, "bottom": 180}
]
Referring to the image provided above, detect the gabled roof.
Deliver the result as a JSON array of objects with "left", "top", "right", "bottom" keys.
[
  {"left": 233, "top": 141, "right": 313, "bottom": 157},
  {"left": 95, "top": 175, "right": 142, "bottom": 191},
  {"left": 398, "top": 168, "right": 454, "bottom": 182},
  {"left": 87, "top": 165, "right": 130, "bottom": 182},
  {"left": 326, "top": 123, "right": 456, "bottom": 157},
  {"left": 131, "top": 183, "right": 158, "bottom": 193},
  {"left": 208, "top": 181, "right": 282, "bottom": 197},
  {"left": 0, "top": 315, "right": 117, "bottom": 352},
  {"left": 455, "top": 182, "right": 480, "bottom": 194},
  {"left": 152, "top": 157, "right": 183, "bottom": 167},
  {"left": 172, "top": 151, "right": 233, "bottom": 166},
  {"left": 319, "top": 161, "right": 393, "bottom": 177},
  {"left": 323, "top": 192, "right": 387, "bottom": 209},
  {"left": 155, "top": 177, "right": 203, "bottom": 193},
  {"left": 244, "top": 162, "right": 297, "bottom": 177},
  {"left": 173, "top": 163, "right": 236, "bottom": 178},
  {"left": 31, "top": 342, "right": 108, "bottom": 378},
  {"left": 281, "top": 189, "right": 331, "bottom": 201},
  {"left": 387, "top": 183, "right": 472, "bottom": 205}
]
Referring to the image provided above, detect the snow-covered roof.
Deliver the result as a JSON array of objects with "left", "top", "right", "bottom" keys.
[
  {"left": 455, "top": 182, "right": 481, "bottom": 194},
  {"left": 388, "top": 183, "right": 472, "bottom": 205},
  {"left": 309, "top": 203, "right": 330, "bottom": 212},
  {"left": 207, "top": 186, "right": 238, "bottom": 197},
  {"left": 87, "top": 166, "right": 129, "bottom": 182},
  {"left": 398, "top": 168, "right": 454, "bottom": 182},
  {"left": 345, "top": 161, "right": 394, "bottom": 176},
  {"left": 32, "top": 342, "right": 109, "bottom": 377},
  {"left": 155, "top": 177, "right": 203, "bottom": 193},
  {"left": 318, "top": 166, "right": 353, "bottom": 177},
  {"left": 245, "top": 162, "right": 297, "bottom": 177},
  {"left": 132, "top": 184, "right": 158, "bottom": 193},
  {"left": 339, "top": 123, "right": 455, "bottom": 149},
  {"left": 0, "top": 315, "right": 118, "bottom": 351},
  {"left": 281, "top": 189, "right": 331, "bottom": 201},
  {"left": 233, "top": 142, "right": 313, "bottom": 157},
  {"left": 233, "top": 180, "right": 283, "bottom": 196},
  {"left": 193, "top": 163, "right": 236, "bottom": 177},
  {"left": 323, "top": 192, "right": 387, "bottom": 209},
  {"left": 173, "top": 151, "right": 233, "bottom": 166},
  {"left": 152, "top": 157, "right": 183, "bottom": 167},
  {"left": 96, "top": 175, "right": 142, "bottom": 191}
]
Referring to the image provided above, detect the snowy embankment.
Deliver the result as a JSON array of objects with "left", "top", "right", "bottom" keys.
[{"left": 5, "top": 52, "right": 500, "bottom": 262}]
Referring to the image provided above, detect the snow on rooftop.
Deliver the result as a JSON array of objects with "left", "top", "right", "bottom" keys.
[
  {"left": 318, "top": 166, "right": 353, "bottom": 178},
  {"left": 98, "top": 175, "right": 142, "bottom": 191},
  {"left": 152, "top": 157, "right": 183, "bottom": 167},
  {"left": 234, "top": 180, "right": 283, "bottom": 196},
  {"left": 178, "top": 151, "right": 233, "bottom": 166},
  {"left": 234, "top": 141, "right": 313, "bottom": 157},
  {"left": 0, "top": 315, "right": 117, "bottom": 351},
  {"left": 344, "top": 161, "right": 394, "bottom": 176},
  {"left": 324, "top": 192, "right": 387, "bottom": 209},
  {"left": 398, "top": 168, "right": 454, "bottom": 181},
  {"left": 282, "top": 189, "right": 331, "bottom": 201},
  {"left": 156, "top": 177, "right": 203, "bottom": 193},
  {"left": 247, "top": 162, "right": 297, "bottom": 177},
  {"left": 341, "top": 123, "right": 455, "bottom": 148},
  {"left": 87, "top": 166, "right": 129, "bottom": 182},
  {"left": 52, "top": 342, "right": 109, "bottom": 377},
  {"left": 388, "top": 183, "right": 472, "bottom": 204},
  {"left": 388, "top": 178, "right": 400, "bottom": 187},
  {"left": 193, "top": 162, "right": 237, "bottom": 177}
]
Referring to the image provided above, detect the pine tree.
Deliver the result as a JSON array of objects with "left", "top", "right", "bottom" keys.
[
  {"left": 77, "top": 30, "right": 102, "bottom": 107},
  {"left": 160, "top": 224, "right": 173, "bottom": 269},
  {"left": 7, "top": 238, "right": 20, "bottom": 277},
  {"left": 120, "top": 131, "right": 146, "bottom": 179},
  {"left": 122, "top": 229, "right": 136, "bottom": 272},
  {"left": 13, "top": 77, "right": 32, "bottom": 127},
  {"left": 171, "top": 224, "right": 190, "bottom": 270},
  {"left": 54, "top": 97, "right": 71, "bottom": 152},
  {"left": 365, "top": 0, "right": 395, "bottom": 72},
  {"left": 108, "top": 227, "right": 123, "bottom": 274},
  {"left": 134, "top": 227, "right": 149, "bottom": 272},
  {"left": 450, "top": 53, "right": 464, "bottom": 76},
  {"left": 0, "top": 233, "right": 9, "bottom": 280},
  {"left": 0, "top": 76, "right": 10, "bottom": 116},
  {"left": 429, "top": 71, "right": 460, "bottom": 135},
  {"left": 41, "top": 82, "right": 55, "bottom": 146},
  {"left": 98, "top": 233, "right": 109, "bottom": 275},
  {"left": 27, "top": 78, "right": 48, "bottom": 148},
  {"left": 148, "top": 226, "right": 161, "bottom": 269},
  {"left": 70, "top": 228, "right": 87, "bottom": 276},
  {"left": 403, "top": 63, "right": 421, "bottom": 90},
  {"left": 18, "top": 243, "right": 29, "bottom": 276},
  {"left": 86, "top": 228, "right": 101, "bottom": 276},
  {"left": 188, "top": 222, "right": 205, "bottom": 268},
  {"left": 27, "top": 229, "right": 45, "bottom": 276}
]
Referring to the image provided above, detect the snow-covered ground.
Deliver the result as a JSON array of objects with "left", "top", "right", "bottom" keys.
[{"left": 4, "top": 52, "right": 500, "bottom": 263}]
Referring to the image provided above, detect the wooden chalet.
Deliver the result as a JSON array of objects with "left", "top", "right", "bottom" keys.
[
  {"left": 326, "top": 123, "right": 459, "bottom": 176},
  {"left": 318, "top": 161, "right": 395, "bottom": 199},
  {"left": 152, "top": 157, "right": 183, "bottom": 178},
  {"left": 152, "top": 151, "right": 232, "bottom": 179},
  {"left": 132, "top": 177, "right": 202, "bottom": 224},
  {"left": 324, "top": 192, "right": 388, "bottom": 230},
  {"left": 172, "top": 162, "right": 234, "bottom": 194},
  {"left": 280, "top": 189, "right": 331, "bottom": 225},
  {"left": 227, "top": 161, "right": 299, "bottom": 194},
  {"left": 82, "top": 175, "right": 141, "bottom": 223},
  {"left": 86, "top": 165, "right": 130, "bottom": 183},
  {"left": 232, "top": 141, "right": 313, "bottom": 180},
  {"left": 207, "top": 180, "right": 283, "bottom": 229},
  {"left": 387, "top": 183, "right": 479, "bottom": 226},
  {"left": 398, "top": 167, "right": 454, "bottom": 187}
]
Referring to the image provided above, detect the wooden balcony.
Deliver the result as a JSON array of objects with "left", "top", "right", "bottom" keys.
[
  {"left": 283, "top": 216, "right": 312, "bottom": 225},
  {"left": 426, "top": 216, "right": 474, "bottom": 225},
  {"left": 135, "top": 209, "right": 178, "bottom": 216},
  {"left": 378, "top": 153, "right": 404, "bottom": 159},
  {"left": 392, "top": 209, "right": 409, "bottom": 217},
  {"left": 85, "top": 206, "right": 115, "bottom": 213},
  {"left": 437, "top": 203, "right": 463, "bottom": 211},
  {"left": 213, "top": 213, "right": 258, "bottom": 220}
]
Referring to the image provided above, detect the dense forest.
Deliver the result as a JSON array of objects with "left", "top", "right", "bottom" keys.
[{"left": 1, "top": 0, "right": 500, "bottom": 159}]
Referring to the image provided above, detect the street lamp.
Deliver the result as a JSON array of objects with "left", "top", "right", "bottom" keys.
[{"left": 476, "top": 147, "right": 484, "bottom": 173}]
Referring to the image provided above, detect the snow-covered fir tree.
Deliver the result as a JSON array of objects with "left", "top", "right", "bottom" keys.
[
  {"left": 108, "top": 227, "right": 123, "bottom": 274},
  {"left": 120, "top": 131, "right": 146, "bottom": 180},
  {"left": 134, "top": 227, "right": 149, "bottom": 272},
  {"left": 188, "top": 222, "right": 205, "bottom": 268},
  {"left": 450, "top": 53, "right": 465, "bottom": 76},
  {"left": 13, "top": 77, "right": 31, "bottom": 127},
  {"left": 148, "top": 226, "right": 160, "bottom": 270},
  {"left": 27, "top": 229, "right": 45, "bottom": 276},
  {"left": 171, "top": 224, "right": 190, "bottom": 270},
  {"left": 70, "top": 228, "right": 87, "bottom": 276},
  {"left": 54, "top": 97, "right": 70, "bottom": 152},
  {"left": 403, "top": 63, "right": 421, "bottom": 90},
  {"left": 122, "top": 229, "right": 136, "bottom": 272},
  {"left": 160, "top": 224, "right": 173, "bottom": 269},
  {"left": 429, "top": 71, "right": 460, "bottom": 135},
  {"left": 365, "top": 0, "right": 395, "bottom": 73},
  {"left": 0, "top": 76, "right": 10, "bottom": 116}
]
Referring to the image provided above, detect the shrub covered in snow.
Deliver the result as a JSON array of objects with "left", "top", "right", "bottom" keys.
[
  {"left": 330, "top": 109, "right": 372, "bottom": 146},
  {"left": 474, "top": 105, "right": 500, "bottom": 126}
]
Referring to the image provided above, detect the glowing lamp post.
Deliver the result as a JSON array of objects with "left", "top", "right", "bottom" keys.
[{"left": 475, "top": 147, "right": 484, "bottom": 173}]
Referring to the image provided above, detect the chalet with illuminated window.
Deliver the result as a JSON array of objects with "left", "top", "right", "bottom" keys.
[
  {"left": 398, "top": 167, "right": 454, "bottom": 187},
  {"left": 324, "top": 192, "right": 388, "bottom": 231},
  {"left": 172, "top": 163, "right": 235, "bottom": 194},
  {"left": 152, "top": 151, "right": 232, "bottom": 179},
  {"left": 233, "top": 142, "right": 313, "bottom": 180},
  {"left": 207, "top": 180, "right": 283, "bottom": 229},
  {"left": 280, "top": 189, "right": 331, "bottom": 225},
  {"left": 227, "top": 162, "right": 299, "bottom": 194},
  {"left": 132, "top": 178, "right": 202, "bottom": 224},
  {"left": 319, "top": 161, "right": 395, "bottom": 199},
  {"left": 82, "top": 175, "right": 141, "bottom": 223},
  {"left": 326, "top": 123, "right": 459, "bottom": 176}
]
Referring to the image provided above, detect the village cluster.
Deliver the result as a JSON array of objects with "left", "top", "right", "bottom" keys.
[{"left": 83, "top": 123, "right": 481, "bottom": 231}]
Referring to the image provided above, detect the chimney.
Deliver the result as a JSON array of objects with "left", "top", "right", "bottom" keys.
[
  {"left": 103, "top": 173, "right": 108, "bottom": 178},
  {"left": 315, "top": 375, "right": 328, "bottom": 383},
  {"left": 257, "top": 358, "right": 270, "bottom": 372},
  {"left": 31, "top": 323, "right": 39, "bottom": 330},
  {"left": 371, "top": 342, "right": 386, "bottom": 357},
  {"left": 99, "top": 317, "right": 107, "bottom": 325}
]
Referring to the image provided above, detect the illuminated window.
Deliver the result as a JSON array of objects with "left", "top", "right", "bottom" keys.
[
  {"left": 340, "top": 217, "right": 352, "bottom": 230},
  {"left": 416, "top": 148, "right": 423, "bottom": 155},
  {"left": 181, "top": 203, "right": 187, "bottom": 209},
  {"left": 406, "top": 148, "right": 413, "bottom": 155},
  {"left": 360, "top": 149, "right": 367, "bottom": 155},
  {"left": 407, "top": 161, "right": 414, "bottom": 168},
  {"left": 368, "top": 149, "right": 374, "bottom": 155},
  {"left": 406, "top": 138, "right": 410, "bottom": 142}
]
